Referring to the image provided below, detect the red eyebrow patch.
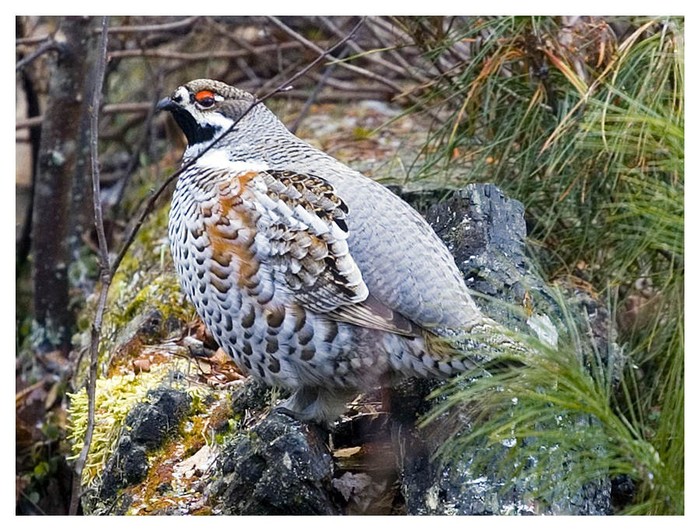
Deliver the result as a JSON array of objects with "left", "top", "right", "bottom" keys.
[{"left": 195, "top": 90, "right": 216, "bottom": 103}]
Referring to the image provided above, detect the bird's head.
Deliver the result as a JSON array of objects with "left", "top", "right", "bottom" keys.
[{"left": 157, "top": 79, "right": 257, "bottom": 148}]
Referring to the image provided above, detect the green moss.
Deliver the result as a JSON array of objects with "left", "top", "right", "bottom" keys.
[
  {"left": 67, "top": 363, "right": 182, "bottom": 484},
  {"left": 118, "top": 388, "right": 234, "bottom": 515}
]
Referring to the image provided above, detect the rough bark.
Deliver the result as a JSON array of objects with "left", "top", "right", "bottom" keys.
[{"left": 30, "top": 16, "right": 98, "bottom": 354}]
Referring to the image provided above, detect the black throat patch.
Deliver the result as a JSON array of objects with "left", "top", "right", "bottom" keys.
[{"left": 169, "top": 107, "right": 219, "bottom": 146}]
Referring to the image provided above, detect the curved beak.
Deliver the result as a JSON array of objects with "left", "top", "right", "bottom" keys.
[{"left": 156, "top": 96, "right": 176, "bottom": 112}]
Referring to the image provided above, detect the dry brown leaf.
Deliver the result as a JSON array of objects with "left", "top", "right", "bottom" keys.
[
  {"left": 174, "top": 445, "right": 214, "bottom": 480},
  {"left": 333, "top": 446, "right": 362, "bottom": 459}
]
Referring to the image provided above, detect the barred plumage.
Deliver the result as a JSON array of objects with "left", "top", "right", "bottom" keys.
[{"left": 160, "top": 79, "right": 502, "bottom": 423}]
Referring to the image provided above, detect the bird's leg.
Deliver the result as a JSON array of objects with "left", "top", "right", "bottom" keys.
[{"left": 275, "top": 386, "right": 359, "bottom": 426}]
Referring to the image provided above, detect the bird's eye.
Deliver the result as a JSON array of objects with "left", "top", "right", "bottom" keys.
[{"left": 194, "top": 90, "right": 217, "bottom": 108}]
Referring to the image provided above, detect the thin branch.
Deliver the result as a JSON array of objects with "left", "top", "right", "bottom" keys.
[
  {"left": 16, "top": 39, "right": 63, "bottom": 71},
  {"left": 267, "top": 16, "right": 441, "bottom": 121},
  {"left": 15, "top": 115, "right": 43, "bottom": 130},
  {"left": 207, "top": 17, "right": 266, "bottom": 56},
  {"left": 16, "top": 103, "right": 154, "bottom": 130},
  {"left": 109, "top": 91, "right": 165, "bottom": 210},
  {"left": 321, "top": 16, "right": 430, "bottom": 84},
  {"left": 101, "top": 102, "right": 155, "bottom": 114},
  {"left": 289, "top": 45, "right": 351, "bottom": 134},
  {"left": 259, "top": 87, "right": 393, "bottom": 101},
  {"left": 306, "top": 73, "right": 393, "bottom": 95},
  {"left": 16, "top": 34, "right": 51, "bottom": 45},
  {"left": 69, "top": 15, "right": 110, "bottom": 517},
  {"left": 362, "top": 18, "right": 435, "bottom": 83},
  {"left": 105, "top": 16, "right": 199, "bottom": 34},
  {"left": 251, "top": 57, "right": 308, "bottom": 96},
  {"left": 268, "top": 16, "right": 406, "bottom": 97}
]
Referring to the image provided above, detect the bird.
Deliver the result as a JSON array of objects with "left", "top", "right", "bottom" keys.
[{"left": 158, "top": 79, "right": 506, "bottom": 424}]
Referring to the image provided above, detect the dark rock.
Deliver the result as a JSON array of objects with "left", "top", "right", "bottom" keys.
[
  {"left": 134, "top": 309, "right": 165, "bottom": 341},
  {"left": 207, "top": 411, "right": 340, "bottom": 515},
  {"left": 395, "top": 419, "right": 613, "bottom": 515},
  {"left": 611, "top": 474, "right": 637, "bottom": 510},
  {"left": 127, "top": 387, "right": 191, "bottom": 449},
  {"left": 425, "top": 184, "right": 554, "bottom": 328},
  {"left": 423, "top": 183, "right": 619, "bottom": 366},
  {"left": 229, "top": 377, "right": 277, "bottom": 419}
]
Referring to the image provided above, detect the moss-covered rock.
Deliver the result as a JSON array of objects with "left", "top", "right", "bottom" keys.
[{"left": 68, "top": 196, "right": 240, "bottom": 514}]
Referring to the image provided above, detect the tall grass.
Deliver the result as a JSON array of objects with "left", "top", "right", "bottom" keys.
[{"left": 400, "top": 16, "right": 683, "bottom": 514}]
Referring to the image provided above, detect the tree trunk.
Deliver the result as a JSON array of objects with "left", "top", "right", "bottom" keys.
[{"left": 30, "top": 16, "right": 98, "bottom": 355}]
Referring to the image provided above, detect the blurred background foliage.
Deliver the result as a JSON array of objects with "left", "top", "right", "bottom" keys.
[{"left": 16, "top": 16, "right": 682, "bottom": 514}]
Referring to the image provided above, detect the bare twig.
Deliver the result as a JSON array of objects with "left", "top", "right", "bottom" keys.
[
  {"left": 16, "top": 102, "right": 156, "bottom": 131},
  {"left": 69, "top": 16, "right": 110, "bottom": 516},
  {"left": 267, "top": 16, "right": 441, "bottom": 121},
  {"left": 207, "top": 17, "right": 265, "bottom": 56},
  {"left": 108, "top": 93, "right": 163, "bottom": 208},
  {"left": 16, "top": 34, "right": 51, "bottom": 45},
  {"left": 16, "top": 38, "right": 63, "bottom": 71},
  {"left": 252, "top": 58, "right": 308, "bottom": 96},
  {"left": 15, "top": 115, "right": 43, "bottom": 130},
  {"left": 263, "top": 88, "right": 393, "bottom": 102},
  {"left": 289, "top": 45, "right": 351, "bottom": 133},
  {"left": 101, "top": 102, "right": 155, "bottom": 114},
  {"left": 105, "top": 16, "right": 200, "bottom": 34},
  {"left": 321, "top": 16, "right": 430, "bottom": 84},
  {"left": 268, "top": 16, "right": 406, "bottom": 97},
  {"left": 306, "top": 74, "right": 394, "bottom": 97},
  {"left": 361, "top": 18, "right": 435, "bottom": 83}
]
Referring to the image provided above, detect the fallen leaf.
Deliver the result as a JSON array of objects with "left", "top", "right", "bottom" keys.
[
  {"left": 333, "top": 446, "right": 362, "bottom": 459},
  {"left": 174, "top": 445, "right": 214, "bottom": 480},
  {"left": 133, "top": 358, "right": 151, "bottom": 373}
]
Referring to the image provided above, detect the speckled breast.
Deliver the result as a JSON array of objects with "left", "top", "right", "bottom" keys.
[{"left": 167, "top": 165, "right": 393, "bottom": 391}]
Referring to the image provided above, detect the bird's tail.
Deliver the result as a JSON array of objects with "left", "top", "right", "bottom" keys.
[{"left": 422, "top": 317, "right": 531, "bottom": 377}]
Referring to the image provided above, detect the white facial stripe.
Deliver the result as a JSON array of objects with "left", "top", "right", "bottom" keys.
[
  {"left": 202, "top": 110, "right": 236, "bottom": 130},
  {"left": 174, "top": 85, "right": 189, "bottom": 104}
]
